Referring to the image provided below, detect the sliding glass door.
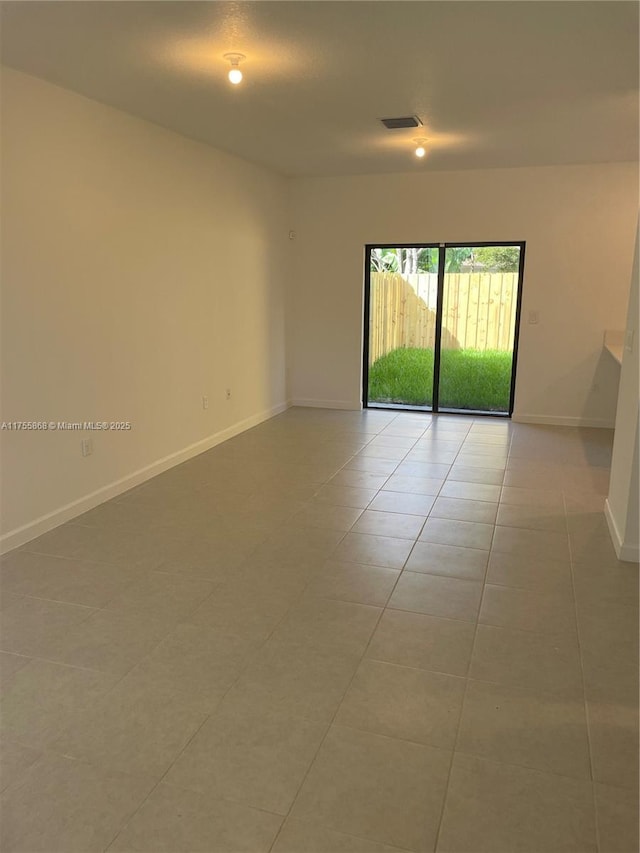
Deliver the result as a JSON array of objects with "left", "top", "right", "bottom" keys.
[
  {"left": 365, "top": 246, "right": 439, "bottom": 410},
  {"left": 363, "top": 242, "right": 525, "bottom": 416}
]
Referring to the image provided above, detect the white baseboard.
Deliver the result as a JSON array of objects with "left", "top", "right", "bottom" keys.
[
  {"left": 0, "top": 400, "right": 290, "bottom": 555},
  {"left": 604, "top": 499, "right": 640, "bottom": 564},
  {"left": 512, "top": 413, "right": 615, "bottom": 429},
  {"left": 290, "top": 398, "right": 362, "bottom": 411}
]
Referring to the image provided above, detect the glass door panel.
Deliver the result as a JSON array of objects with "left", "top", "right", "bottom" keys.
[
  {"left": 366, "top": 246, "right": 439, "bottom": 410},
  {"left": 437, "top": 245, "right": 521, "bottom": 414}
]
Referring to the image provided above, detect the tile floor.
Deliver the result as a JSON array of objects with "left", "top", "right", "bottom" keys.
[{"left": 0, "top": 407, "right": 638, "bottom": 852}]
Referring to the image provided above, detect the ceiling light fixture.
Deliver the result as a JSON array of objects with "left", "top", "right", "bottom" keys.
[
  {"left": 414, "top": 137, "right": 429, "bottom": 158},
  {"left": 224, "top": 53, "right": 245, "bottom": 85}
]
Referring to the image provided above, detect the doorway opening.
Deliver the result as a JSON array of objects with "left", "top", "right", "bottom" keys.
[{"left": 363, "top": 243, "right": 525, "bottom": 416}]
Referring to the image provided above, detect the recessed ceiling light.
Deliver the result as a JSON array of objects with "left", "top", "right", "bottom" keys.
[
  {"left": 414, "top": 137, "right": 429, "bottom": 158},
  {"left": 224, "top": 53, "right": 245, "bottom": 85}
]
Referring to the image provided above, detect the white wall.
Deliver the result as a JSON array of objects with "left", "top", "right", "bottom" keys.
[
  {"left": 1, "top": 68, "right": 290, "bottom": 549},
  {"left": 288, "top": 164, "right": 638, "bottom": 422},
  {"left": 606, "top": 222, "right": 639, "bottom": 562}
]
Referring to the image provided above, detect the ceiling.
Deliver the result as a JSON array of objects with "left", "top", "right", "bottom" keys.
[{"left": 1, "top": 1, "right": 638, "bottom": 177}]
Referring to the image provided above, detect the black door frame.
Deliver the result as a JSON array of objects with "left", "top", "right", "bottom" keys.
[{"left": 362, "top": 241, "right": 526, "bottom": 417}]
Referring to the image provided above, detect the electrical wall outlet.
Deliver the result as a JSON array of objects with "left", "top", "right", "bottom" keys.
[
  {"left": 225, "top": 388, "right": 232, "bottom": 400},
  {"left": 528, "top": 310, "right": 539, "bottom": 325},
  {"left": 202, "top": 395, "right": 209, "bottom": 410},
  {"left": 81, "top": 438, "right": 93, "bottom": 457}
]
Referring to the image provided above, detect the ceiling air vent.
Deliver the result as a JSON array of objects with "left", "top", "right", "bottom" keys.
[{"left": 380, "top": 116, "right": 422, "bottom": 130}]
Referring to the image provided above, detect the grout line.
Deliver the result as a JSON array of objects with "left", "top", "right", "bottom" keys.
[{"left": 564, "top": 489, "right": 603, "bottom": 853}]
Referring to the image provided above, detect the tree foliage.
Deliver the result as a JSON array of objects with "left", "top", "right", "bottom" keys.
[
  {"left": 371, "top": 245, "right": 520, "bottom": 275},
  {"left": 472, "top": 246, "right": 520, "bottom": 272}
]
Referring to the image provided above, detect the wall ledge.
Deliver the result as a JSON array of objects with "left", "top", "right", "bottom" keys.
[
  {"left": 605, "top": 498, "right": 640, "bottom": 564},
  {"left": 0, "top": 400, "right": 291, "bottom": 555}
]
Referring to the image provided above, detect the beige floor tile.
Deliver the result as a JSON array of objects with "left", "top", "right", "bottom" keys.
[
  {"left": 36, "top": 609, "right": 172, "bottom": 674},
  {"left": 356, "top": 445, "right": 407, "bottom": 462},
  {"left": 500, "top": 485, "right": 565, "bottom": 510},
  {"left": 405, "top": 448, "right": 458, "bottom": 465},
  {"left": 186, "top": 574, "right": 305, "bottom": 641},
  {"left": 575, "top": 601, "right": 638, "bottom": 704},
  {"left": 20, "top": 522, "right": 99, "bottom": 560},
  {"left": 368, "top": 435, "right": 417, "bottom": 450},
  {"left": 389, "top": 572, "right": 482, "bottom": 622},
  {"left": 503, "top": 466, "right": 563, "bottom": 490},
  {"left": 496, "top": 503, "right": 567, "bottom": 532},
  {"left": 273, "top": 818, "right": 406, "bottom": 852},
  {"left": 332, "top": 532, "right": 413, "bottom": 569},
  {"left": 154, "top": 532, "right": 264, "bottom": 582},
  {"left": 329, "top": 470, "right": 390, "bottom": 490},
  {"left": 235, "top": 544, "right": 326, "bottom": 583},
  {"left": 455, "top": 453, "right": 506, "bottom": 471},
  {"left": 271, "top": 596, "right": 381, "bottom": 655},
  {"left": 457, "top": 679, "right": 591, "bottom": 779},
  {"left": 594, "top": 783, "right": 640, "bottom": 853},
  {"left": 366, "top": 609, "right": 475, "bottom": 677},
  {"left": 561, "top": 465, "right": 610, "bottom": 496},
  {"left": 431, "top": 497, "right": 498, "bottom": 524},
  {"left": 381, "top": 424, "right": 428, "bottom": 439},
  {"left": 26, "top": 523, "right": 175, "bottom": 571},
  {"left": 0, "top": 595, "right": 95, "bottom": 656},
  {"left": 480, "top": 583, "right": 577, "bottom": 636},
  {"left": 566, "top": 510, "right": 610, "bottom": 537},
  {"left": 305, "top": 561, "right": 400, "bottom": 607},
  {"left": 0, "top": 658, "right": 117, "bottom": 749},
  {"left": 446, "top": 466, "right": 505, "bottom": 486},
  {"left": 0, "top": 651, "right": 30, "bottom": 685},
  {"left": 460, "top": 442, "right": 509, "bottom": 457},
  {"left": 415, "top": 438, "right": 464, "bottom": 453},
  {"left": 352, "top": 510, "right": 426, "bottom": 540},
  {"left": 587, "top": 701, "right": 639, "bottom": 790},
  {"left": 492, "top": 525, "right": 570, "bottom": 561},
  {"left": 505, "top": 456, "right": 561, "bottom": 473},
  {"left": 223, "top": 636, "right": 360, "bottom": 722},
  {"left": 265, "top": 525, "right": 346, "bottom": 555},
  {"left": 437, "top": 753, "right": 597, "bottom": 853},
  {"left": 290, "top": 502, "right": 363, "bottom": 531},
  {"left": 569, "top": 528, "right": 625, "bottom": 566},
  {"left": 0, "top": 753, "right": 155, "bottom": 853},
  {"left": 0, "top": 551, "right": 139, "bottom": 608},
  {"left": 104, "top": 571, "right": 216, "bottom": 621},
  {"left": 0, "top": 414, "right": 625, "bottom": 852},
  {"left": 109, "top": 782, "right": 282, "bottom": 853},
  {"left": 291, "top": 725, "right": 450, "bottom": 852},
  {"left": 440, "top": 481, "right": 502, "bottom": 502},
  {"left": 470, "top": 624, "right": 583, "bottom": 697},
  {"left": 0, "top": 740, "right": 40, "bottom": 793},
  {"left": 344, "top": 457, "right": 399, "bottom": 475},
  {"left": 486, "top": 551, "right": 573, "bottom": 595},
  {"left": 368, "top": 491, "right": 435, "bottom": 516},
  {"left": 406, "top": 541, "right": 488, "bottom": 581},
  {"left": 419, "top": 518, "right": 494, "bottom": 550},
  {"left": 336, "top": 659, "right": 465, "bottom": 748},
  {"left": 165, "top": 702, "right": 326, "bottom": 814},
  {"left": 127, "top": 623, "right": 261, "bottom": 708},
  {"left": 314, "top": 484, "right": 378, "bottom": 509},
  {"left": 396, "top": 461, "right": 451, "bottom": 479},
  {"left": 52, "top": 673, "right": 210, "bottom": 780},
  {"left": 382, "top": 474, "right": 444, "bottom": 496},
  {"left": 572, "top": 558, "right": 639, "bottom": 607}
]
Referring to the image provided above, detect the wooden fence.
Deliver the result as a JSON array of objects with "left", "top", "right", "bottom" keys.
[{"left": 368, "top": 271, "right": 517, "bottom": 363}]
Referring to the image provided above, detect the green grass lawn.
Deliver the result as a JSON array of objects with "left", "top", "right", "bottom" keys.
[{"left": 368, "top": 347, "right": 513, "bottom": 412}]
